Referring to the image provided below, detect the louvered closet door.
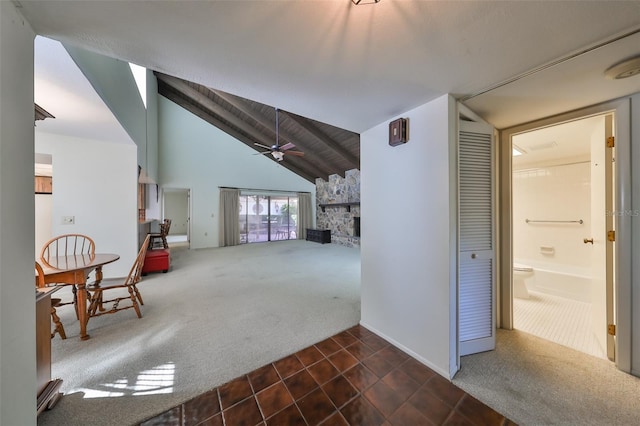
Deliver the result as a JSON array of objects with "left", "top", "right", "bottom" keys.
[{"left": 459, "top": 120, "right": 495, "bottom": 356}]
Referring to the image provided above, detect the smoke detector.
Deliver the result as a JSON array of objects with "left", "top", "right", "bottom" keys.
[{"left": 605, "top": 55, "right": 640, "bottom": 79}]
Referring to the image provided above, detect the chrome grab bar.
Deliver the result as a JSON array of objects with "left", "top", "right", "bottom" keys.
[{"left": 525, "top": 219, "right": 584, "bottom": 224}]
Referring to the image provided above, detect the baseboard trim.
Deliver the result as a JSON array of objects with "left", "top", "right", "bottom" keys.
[{"left": 359, "top": 320, "right": 452, "bottom": 380}]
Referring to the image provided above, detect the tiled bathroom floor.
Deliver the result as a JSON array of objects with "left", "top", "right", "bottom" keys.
[
  {"left": 139, "top": 325, "right": 513, "bottom": 426},
  {"left": 514, "top": 290, "right": 606, "bottom": 359}
]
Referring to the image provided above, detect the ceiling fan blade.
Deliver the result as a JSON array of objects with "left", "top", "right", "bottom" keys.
[
  {"left": 252, "top": 151, "right": 271, "bottom": 155},
  {"left": 285, "top": 151, "right": 305, "bottom": 157},
  {"left": 280, "top": 142, "right": 295, "bottom": 151},
  {"left": 254, "top": 143, "right": 272, "bottom": 150}
]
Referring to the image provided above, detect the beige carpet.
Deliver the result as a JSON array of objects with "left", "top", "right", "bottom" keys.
[
  {"left": 453, "top": 329, "right": 640, "bottom": 425},
  {"left": 38, "top": 240, "right": 361, "bottom": 426}
]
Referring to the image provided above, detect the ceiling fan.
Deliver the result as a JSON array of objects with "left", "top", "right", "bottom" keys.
[{"left": 254, "top": 108, "right": 304, "bottom": 162}]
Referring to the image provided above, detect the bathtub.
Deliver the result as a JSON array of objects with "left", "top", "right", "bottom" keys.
[{"left": 514, "top": 259, "right": 592, "bottom": 303}]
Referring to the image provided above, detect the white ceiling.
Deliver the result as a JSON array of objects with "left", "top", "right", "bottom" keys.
[
  {"left": 512, "top": 114, "right": 604, "bottom": 169},
  {"left": 20, "top": 0, "right": 640, "bottom": 135}
]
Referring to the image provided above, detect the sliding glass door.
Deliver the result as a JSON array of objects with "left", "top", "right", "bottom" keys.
[{"left": 239, "top": 193, "right": 298, "bottom": 244}]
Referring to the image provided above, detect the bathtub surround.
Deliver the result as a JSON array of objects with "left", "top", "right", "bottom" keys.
[
  {"left": 512, "top": 161, "right": 592, "bottom": 276},
  {"left": 316, "top": 169, "right": 361, "bottom": 247},
  {"left": 512, "top": 161, "right": 598, "bottom": 302}
]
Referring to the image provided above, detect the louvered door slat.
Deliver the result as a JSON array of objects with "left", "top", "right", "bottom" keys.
[{"left": 459, "top": 121, "right": 495, "bottom": 356}]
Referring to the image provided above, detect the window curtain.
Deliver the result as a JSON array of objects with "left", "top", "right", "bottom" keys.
[
  {"left": 219, "top": 188, "right": 240, "bottom": 247},
  {"left": 296, "top": 192, "right": 313, "bottom": 240}
]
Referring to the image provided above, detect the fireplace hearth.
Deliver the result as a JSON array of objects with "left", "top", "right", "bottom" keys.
[{"left": 353, "top": 217, "right": 360, "bottom": 237}]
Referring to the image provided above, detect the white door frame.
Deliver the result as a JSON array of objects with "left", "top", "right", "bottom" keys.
[{"left": 497, "top": 98, "right": 632, "bottom": 372}]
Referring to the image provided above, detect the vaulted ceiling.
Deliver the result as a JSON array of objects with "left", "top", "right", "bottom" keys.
[
  {"left": 156, "top": 73, "right": 359, "bottom": 182},
  {"left": 21, "top": 1, "right": 640, "bottom": 182}
]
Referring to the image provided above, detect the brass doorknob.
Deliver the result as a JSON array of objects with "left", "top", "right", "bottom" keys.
[{"left": 583, "top": 238, "right": 594, "bottom": 244}]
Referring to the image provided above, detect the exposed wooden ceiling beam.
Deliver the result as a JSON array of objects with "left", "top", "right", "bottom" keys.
[
  {"left": 158, "top": 74, "right": 274, "bottom": 148},
  {"left": 211, "top": 88, "right": 337, "bottom": 178},
  {"left": 280, "top": 111, "right": 360, "bottom": 170},
  {"left": 159, "top": 82, "right": 320, "bottom": 182},
  {"left": 157, "top": 72, "right": 358, "bottom": 182},
  {"left": 209, "top": 89, "right": 276, "bottom": 138}
]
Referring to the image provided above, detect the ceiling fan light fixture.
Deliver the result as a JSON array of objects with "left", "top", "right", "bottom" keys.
[
  {"left": 271, "top": 151, "right": 284, "bottom": 162},
  {"left": 604, "top": 55, "right": 640, "bottom": 79}
]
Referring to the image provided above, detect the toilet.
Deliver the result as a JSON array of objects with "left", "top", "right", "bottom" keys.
[{"left": 513, "top": 263, "right": 534, "bottom": 299}]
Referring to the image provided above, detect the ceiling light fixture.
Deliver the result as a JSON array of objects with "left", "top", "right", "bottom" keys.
[
  {"left": 605, "top": 55, "right": 640, "bottom": 79},
  {"left": 271, "top": 151, "right": 284, "bottom": 162},
  {"left": 352, "top": 0, "right": 380, "bottom": 4}
]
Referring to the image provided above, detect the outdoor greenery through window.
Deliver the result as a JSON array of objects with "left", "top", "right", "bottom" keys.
[{"left": 239, "top": 193, "right": 298, "bottom": 244}]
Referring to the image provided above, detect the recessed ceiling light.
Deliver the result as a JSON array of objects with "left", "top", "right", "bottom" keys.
[{"left": 605, "top": 55, "right": 640, "bottom": 79}]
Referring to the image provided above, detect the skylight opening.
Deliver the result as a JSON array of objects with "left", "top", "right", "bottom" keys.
[
  {"left": 129, "top": 62, "right": 147, "bottom": 108},
  {"left": 512, "top": 145, "right": 524, "bottom": 157}
]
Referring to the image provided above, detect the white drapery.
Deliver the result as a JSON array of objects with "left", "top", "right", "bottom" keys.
[
  {"left": 219, "top": 188, "right": 240, "bottom": 247},
  {"left": 296, "top": 192, "right": 313, "bottom": 240}
]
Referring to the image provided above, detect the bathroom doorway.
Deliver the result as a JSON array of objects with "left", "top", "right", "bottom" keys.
[{"left": 510, "top": 113, "right": 615, "bottom": 360}]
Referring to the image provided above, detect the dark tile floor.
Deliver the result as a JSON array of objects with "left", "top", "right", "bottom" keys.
[{"left": 140, "top": 325, "right": 514, "bottom": 426}]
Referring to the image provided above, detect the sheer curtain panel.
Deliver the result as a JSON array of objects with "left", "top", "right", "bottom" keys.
[
  {"left": 296, "top": 192, "right": 313, "bottom": 240},
  {"left": 219, "top": 188, "right": 240, "bottom": 246}
]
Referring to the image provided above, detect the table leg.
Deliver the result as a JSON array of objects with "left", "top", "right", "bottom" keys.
[{"left": 77, "top": 283, "right": 90, "bottom": 340}]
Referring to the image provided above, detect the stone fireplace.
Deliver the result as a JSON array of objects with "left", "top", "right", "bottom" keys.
[{"left": 315, "top": 169, "right": 360, "bottom": 247}]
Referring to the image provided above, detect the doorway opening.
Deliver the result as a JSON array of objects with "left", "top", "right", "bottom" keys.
[
  {"left": 162, "top": 188, "right": 190, "bottom": 248},
  {"left": 510, "top": 113, "right": 615, "bottom": 360}
]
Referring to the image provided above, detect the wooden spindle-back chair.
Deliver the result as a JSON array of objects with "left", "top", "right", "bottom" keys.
[
  {"left": 149, "top": 218, "right": 171, "bottom": 249},
  {"left": 39, "top": 234, "right": 96, "bottom": 317},
  {"left": 87, "top": 235, "right": 150, "bottom": 319},
  {"left": 35, "top": 261, "right": 66, "bottom": 340}
]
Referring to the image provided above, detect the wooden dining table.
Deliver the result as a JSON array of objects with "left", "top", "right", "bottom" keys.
[{"left": 39, "top": 253, "right": 119, "bottom": 340}]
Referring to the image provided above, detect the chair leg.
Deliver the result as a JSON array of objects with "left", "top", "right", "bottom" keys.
[
  {"left": 133, "top": 284, "right": 144, "bottom": 305},
  {"left": 127, "top": 286, "right": 142, "bottom": 318},
  {"left": 50, "top": 307, "right": 66, "bottom": 340},
  {"left": 162, "top": 236, "right": 169, "bottom": 249},
  {"left": 88, "top": 289, "right": 103, "bottom": 317}
]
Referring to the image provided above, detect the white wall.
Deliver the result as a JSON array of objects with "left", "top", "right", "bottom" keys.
[
  {"left": 0, "top": 3, "right": 37, "bottom": 424},
  {"left": 631, "top": 92, "right": 640, "bottom": 376},
  {"left": 158, "top": 97, "right": 315, "bottom": 249},
  {"left": 360, "top": 95, "right": 457, "bottom": 379},
  {"left": 145, "top": 68, "right": 159, "bottom": 182},
  {"left": 35, "top": 132, "right": 138, "bottom": 277},
  {"left": 63, "top": 45, "right": 159, "bottom": 183}
]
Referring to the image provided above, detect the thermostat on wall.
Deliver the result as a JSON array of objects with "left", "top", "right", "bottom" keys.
[{"left": 389, "top": 118, "right": 408, "bottom": 147}]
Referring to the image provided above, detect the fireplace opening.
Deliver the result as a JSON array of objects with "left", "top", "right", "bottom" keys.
[{"left": 353, "top": 217, "right": 360, "bottom": 237}]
